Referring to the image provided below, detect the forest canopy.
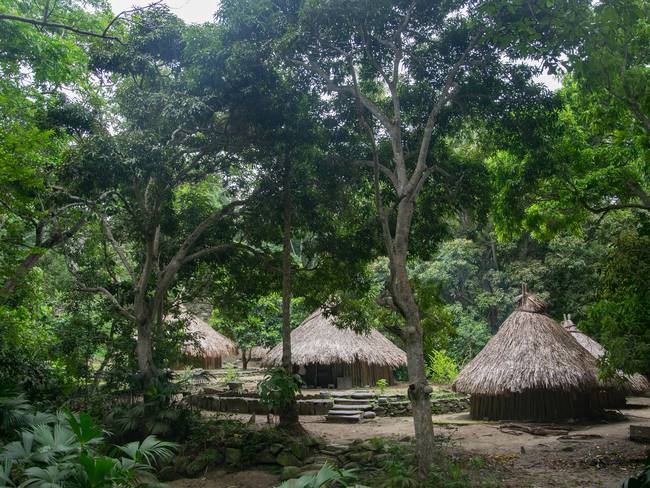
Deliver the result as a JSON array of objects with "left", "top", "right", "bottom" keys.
[{"left": 1, "top": 0, "right": 649, "bottom": 483}]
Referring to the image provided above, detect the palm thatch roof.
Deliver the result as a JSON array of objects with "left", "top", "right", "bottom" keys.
[
  {"left": 249, "top": 346, "right": 271, "bottom": 360},
  {"left": 262, "top": 309, "right": 407, "bottom": 368},
  {"left": 452, "top": 292, "right": 600, "bottom": 396},
  {"left": 177, "top": 312, "right": 238, "bottom": 359},
  {"left": 561, "top": 315, "right": 649, "bottom": 394}
]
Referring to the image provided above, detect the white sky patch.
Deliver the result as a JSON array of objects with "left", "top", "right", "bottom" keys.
[{"left": 108, "top": 0, "right": 219, "bottom": 23}]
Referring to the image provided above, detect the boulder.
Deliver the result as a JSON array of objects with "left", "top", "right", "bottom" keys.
[
  {"left": 224, "top": 448, "right": 242, "bottom": 465},
  {"left": 290, "top": 442, "right": 309, "bottom": 460},
  {"left": 276, "top": 450, "right": 301, "bottom": 466},
  {"left": 256, "top": 449, "right": 276, "bottom": 464},
  {"left": 280, "top": 466, "right": 302, "bottom": 480},
  {"left": 270, "top": 443, "right": 284, "bottom": 454}
]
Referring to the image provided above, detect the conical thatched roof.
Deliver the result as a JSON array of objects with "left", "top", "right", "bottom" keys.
[
  {"left": 262, "top": 309, "right": 407, "bottom": 368},
  {"left": 452, "top": 292, "right": 600, "bottom": 396},
  {"left": 178, "top": 312, "right": 238, "bottom": 359},
  {"left": 561, "top": 315, "right": 649, "bottom": 395},
  {"left": 249, "top": 346, "right": 271, "bottom": 360}
]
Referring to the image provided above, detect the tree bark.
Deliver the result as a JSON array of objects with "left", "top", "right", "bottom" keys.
[
  {"left": 279, "top": 158, "right": 299, "bottom": 429},
  {"left": 242, "top": 348, "right": 249, "bottom": 370},
  {"left": 388, "top": 204, "right": 436, "bottom": 477}
]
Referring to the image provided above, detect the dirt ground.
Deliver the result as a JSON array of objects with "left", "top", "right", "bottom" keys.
[{"left": 171, "top": 397, "right": 650, "bottom": 488}]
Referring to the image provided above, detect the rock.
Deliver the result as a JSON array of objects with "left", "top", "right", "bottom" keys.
[
  {"left": 357, "top": 440, "right": 379, "bottom": 451},
  {"left": 158, "top": 465, "right": 179, "bottom": 481},
  {"left": 348, "top": 451, "right": 373, "bottom": 463},
  {"left": 290, "top": 442, "right": 309, "bottom": 460},
  {"left": 270, "top": 443, "right": 284, "bottom": 454},
  {"left": 276, "top": 450, "right": 301, "bottom": 466},
  {"left": 281, "top": 466, "right": 302, "bottom": 480},
  {"left": 257, "top": 449, "right": 276, "bottom": 464},
  {"left": 224, "top": 448, "right": 242, "bottom": 465},
  {"left": 362, "top": 411, "right": 376, "bottom": 419},
  {"left": 630, "top": 425, "right": 650, "bottom": 443},
  {"left": 350, "top": 392, "right": 375, "bottom": 399},
  {"left": 185, "top": 459, "right": 206, "bottom": 478}
]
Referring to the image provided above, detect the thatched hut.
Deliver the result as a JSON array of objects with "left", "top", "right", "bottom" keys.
[
  {"left": 250, "top": 346, "right": 271, "bottom": 360},
  {"left": 562, "top": 315, "right": 649, "bottom": 398},
  {"left": 174, "top": 312, "right": 238, "bottom": 369},
  {"left": 262, "top": 309, "right": 407, "bottom": 388},
  {"left": 452, "top": 290, "right": 602, "bottom": 420}
]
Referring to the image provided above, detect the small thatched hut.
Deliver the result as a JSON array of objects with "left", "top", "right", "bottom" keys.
[
  {"left": 262, "top": 309, "right": 407, "bottom": 388},
  {"left": 174, "top": 312, "right": 238, "bottom": 369},
  {"left": 452, "top": 289, "right": 602, "bottom": 420},
  {"left": 249, "top": 346, "right": 271, "bottom": 360},
  {"left": 562, "top": 315, "right": 649, "bottom": 398}
]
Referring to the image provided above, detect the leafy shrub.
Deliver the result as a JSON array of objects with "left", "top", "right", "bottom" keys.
[
  {"left": 223, "top": 363, "right": 241, "bottom": 383},
  {"left": 376, "top": 379, "right": 388, "bottom": 395},
  {"left": 0, "top": 399, "right": 177, "bottom": 487},
  {"left": 426, "top": 350, "right": 458, "bottom": 384},
  {"left": 274, "top": 463, "right": 361, "bottom": 488},
  {"left": 105, "top": 370, "right": 199, "bottom": 442},
  {"left": 257, "top": 367, "right": 302, "bottom": 413}
]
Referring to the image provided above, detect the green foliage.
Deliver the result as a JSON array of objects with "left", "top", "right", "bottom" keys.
[
  {"left": 375, "top": 379, "right": 388, "bottom": 396},
  {"left": 105, "top": 371, "right": 198, "bottom": 442},
  {"left": 223, "top": 363, "right": 241, "bottom": 384},
  {"left": 0, "top": 395, "right": 177, "bottom": 487},
  {"left": 425, "top": 351, "right": 459, "bottom": 385},
  {"left": 256, "top": 368, "right": 302, "bottom": 413},
  {"left": 274, "top": 463, "right": 360, "bottom": 488},
  {"left": 582, "top": 223, "right": 650, "bottom": 378}
]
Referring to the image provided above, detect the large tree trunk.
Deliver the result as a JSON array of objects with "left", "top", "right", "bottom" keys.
[
  {"left": 390, "top": 249, "right": 436, "bottom": 477},
  {"left": 242, "top": 349, "right": 249, "bottom": 370},
  {"left": 381, "top": 198, "right": 435, "bottom": 477},
  {"left": 279, "top": 159, "right": 299, "bottom": 429},
  {"left": 136, "top": 315, "right": 156, "bottom": 383}
]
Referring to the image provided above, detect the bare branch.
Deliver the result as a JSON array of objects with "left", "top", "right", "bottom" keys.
[
  {"left": 303, "top": 59, "right": 395, "bottom": 132},
  {"left": 99, "top": 213, "right": 136, "bottom": 285},
  {"left": 0, "top": 14, "right": 121, "bottom": 41},
  {"left": 102, "top": 0, "right": 163, "bottom": 37},
  {"left": 405, "top": 29, "right": 484, "bottom": 197},
  {"left": 77, "top": 286, "right": 135, "bottom": 321},
  {"left": 351, "top": 159, "right": 398, "bottom": 187}
]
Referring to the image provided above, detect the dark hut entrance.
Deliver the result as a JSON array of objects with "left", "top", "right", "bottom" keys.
[
  {"left": 470, "top": 391, "right": 602, "bottom": 421},
  {"left": 299, "top": 362, "right": 395, "bottom": 388}
]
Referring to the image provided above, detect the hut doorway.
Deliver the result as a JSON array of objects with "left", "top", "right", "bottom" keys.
[{"left": 300, "top": 362, "right": 395, "bottom": 388}]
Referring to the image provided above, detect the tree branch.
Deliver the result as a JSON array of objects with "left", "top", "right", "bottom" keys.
[
  {"left": 99, "top": 213, "right": 137, "bottom": 285},
  {"left": 77, "top": 286, "right": 135, "bottom": 321},
  {"left": 352, "top": 159, "right": 398, "bottom": 187},
  {"left": 0, "top": 14, "right": 121, "bottom": 41}
]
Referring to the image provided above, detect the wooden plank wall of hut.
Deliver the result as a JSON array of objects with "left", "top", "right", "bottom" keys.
[
  {"left": 470, "top": 391, "right": 602, "bottom": 421},
  {"left": 302, "top": 362, "right": 395, "bottom": 388},
  {"left": 173, "top": 355, "right": 223, "bottom": 370}
]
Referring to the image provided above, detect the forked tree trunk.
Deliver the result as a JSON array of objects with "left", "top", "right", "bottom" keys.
[{"left": 279, "top": 159, "right": 299, "bottom": 429}]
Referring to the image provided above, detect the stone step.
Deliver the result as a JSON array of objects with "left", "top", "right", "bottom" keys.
[
  {"left": 334, "top": 398, "right": 372, "bottom": 405},
  {"left": 350, "top": 392, "right": 375, "bottom": 399},
  {"left": 326, "top": 414, "right": 361, "bottom": 423},
  {"left": 327, "top": 409, "right": 363, "bottom": 416},
  {"left": 331, "top": 403, "right": 373, "bottom": 411}
]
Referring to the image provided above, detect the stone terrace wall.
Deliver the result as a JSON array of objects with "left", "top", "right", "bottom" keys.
[{"left": 188, "top": 391, "right": 469, "bottom": 416}]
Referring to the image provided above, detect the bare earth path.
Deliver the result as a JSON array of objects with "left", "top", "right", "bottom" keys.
[{"left": 172, "top": 398, "right": 650, "bottom": 488}]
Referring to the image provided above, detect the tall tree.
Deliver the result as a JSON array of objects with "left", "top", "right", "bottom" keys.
[
  {"left": 248, "top": 0, "right": 566, "bottom": 475},
  {"left": 64, "top": 7, "right": 256, "bottom": 383}
]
